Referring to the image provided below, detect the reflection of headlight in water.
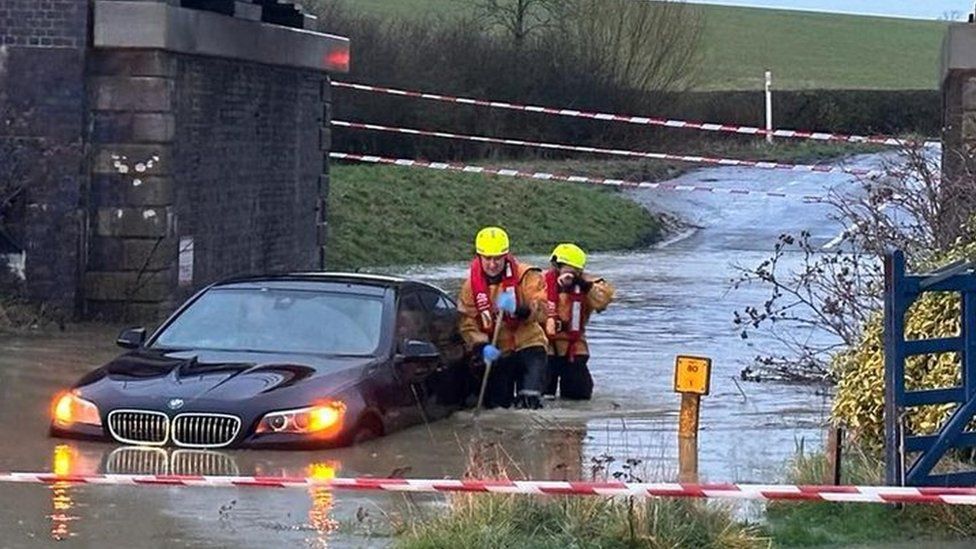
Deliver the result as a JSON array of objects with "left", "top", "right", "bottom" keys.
[
  {"left": 308, "top": 462, "right": 338, "bottom": 481},
  {"left": 53, "top": 444, "right": 75, "bottom": 476},
  {"left": 307, "top": 462, "right": 340, "bottom": 548},
  {"left": 49, "top": 445, "right": 79, "bottom": 541}
]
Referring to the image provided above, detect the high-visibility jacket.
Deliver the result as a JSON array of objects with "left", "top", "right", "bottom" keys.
[
  {"left": 544, "top": 271, "right": 615, "bottom": 358},
  {"left": 458, "top": 258, "right": 548, "bottom": 353}
]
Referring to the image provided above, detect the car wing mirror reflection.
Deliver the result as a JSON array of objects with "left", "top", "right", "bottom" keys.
[{"left": 116, "top": 327, "right": 147, "bottom": 349}]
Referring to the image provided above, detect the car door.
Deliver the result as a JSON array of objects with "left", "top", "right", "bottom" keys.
[
  {"left": 417, "top": 288, "right": 471, "bottom": 415},
  {"left": 390, "top": 289, "right": 433, "bottom": 428}
]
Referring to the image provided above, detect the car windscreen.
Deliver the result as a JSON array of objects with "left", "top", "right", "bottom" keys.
[{"left": 152, "top": 287, "right": 386, "bottom": 356}]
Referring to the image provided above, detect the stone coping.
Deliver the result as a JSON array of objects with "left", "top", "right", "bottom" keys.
[
  {"left": 93, "top": 1, "right": 349, "bottom": 73},
  {"left": 942, "top": 24, "right": 976, "bottom": 82}
]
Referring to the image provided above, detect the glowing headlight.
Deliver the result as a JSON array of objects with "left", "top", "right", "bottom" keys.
[
  {"left": 256, "top": 402, "right": 346, "bottom": 436},
  {"left": 52, "top": 391, "right": 102, "bottom": 427}
]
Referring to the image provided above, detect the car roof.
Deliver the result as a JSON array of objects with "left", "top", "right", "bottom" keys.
[{"left": 211, "top": 272, "right": 447, "bottom": 294}]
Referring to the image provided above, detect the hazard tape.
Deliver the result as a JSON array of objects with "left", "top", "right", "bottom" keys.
[
  {"left": 329, "top": 152, "right": 828, "bottom": 202},
  {"left": 332, "top": 81, "right": 937, "bottom": 148},
  {"left": 2, "top": 473, "right": 975, "bottom": 505},
  {"left": 333, "top": 120, "right": 880, "bottom": 178}
]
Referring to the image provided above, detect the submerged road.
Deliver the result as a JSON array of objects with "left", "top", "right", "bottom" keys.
[{"left": 0, "top": 152, "right": 896, "bottom": 547}]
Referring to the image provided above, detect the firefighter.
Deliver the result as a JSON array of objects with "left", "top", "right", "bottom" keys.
[
  {"left": 543, "top": 243, "right": 615, "bottom": 400},
  {"left": 458, "top": 227, "right": 549, "bottom": 409}
]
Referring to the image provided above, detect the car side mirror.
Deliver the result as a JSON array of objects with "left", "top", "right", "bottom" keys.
[
  {"left": 116, "top": 327, "right": 147, "bottom": 349},
  {"left": 401, "top": 340, "right": 440, "bottom": 361},
  {"left": 396, "top": 340, "right": 440, "bottom": 382}
]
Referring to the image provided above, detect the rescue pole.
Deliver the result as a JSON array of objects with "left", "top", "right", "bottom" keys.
[{"left": 475, "top": 313, "right": 505, "bottom": 415}]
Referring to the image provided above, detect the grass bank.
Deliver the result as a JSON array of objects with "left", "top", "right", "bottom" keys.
[
  {"left": 395, "top": 493, "right": 766, "bottom": 548},
  {"left": 325, "top": 165, "right": 662, "bottom": 270},
  {"left": 387, "top": 442, "right": 766, "bottom": 548},
  {"left": 379, "top": 442, "right": 976, "bottom": 549},
  {"left": 325, "top": 140, "right": 880, "bottom": 269},
  {"left": 766, "top": 446, "right": 976, "bottom": 547},
  {"left": 342, "top": 1, "right": 945, "bottom": 91}
]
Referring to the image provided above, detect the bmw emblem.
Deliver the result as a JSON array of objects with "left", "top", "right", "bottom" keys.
[{"left": 168, "top": 398, "right": 185, "bottom": 410}]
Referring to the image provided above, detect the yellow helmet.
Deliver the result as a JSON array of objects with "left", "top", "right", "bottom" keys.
[
  {"left": 475, "top": 226, "right": 510, "bottom": 256},
  {"left": 550, "top": 243, "right": 587, "bottom": 270}
]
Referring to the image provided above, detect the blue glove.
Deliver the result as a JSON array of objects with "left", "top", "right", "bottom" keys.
[
  {"left": 482, "top": 344, "right": 502, "bottom": 364},
  {"left": 495, "top": 292, "right": 517, "bottom": 314}
]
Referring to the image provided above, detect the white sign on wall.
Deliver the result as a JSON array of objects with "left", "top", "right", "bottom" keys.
[{"left": 178, "top": 237, "right": 194, "bottom": 287}]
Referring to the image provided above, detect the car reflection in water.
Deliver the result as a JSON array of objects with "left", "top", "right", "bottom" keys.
[{"left": 47, "top": 442, "right": 343, "bottom": 546}]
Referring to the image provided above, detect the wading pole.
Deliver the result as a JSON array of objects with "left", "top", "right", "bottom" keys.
[
  {"left": 674, "top": 356, "right": 711, "bottom": 484},
  {"left": 475, "top": 312, "right": 505, "bottom": 416}
]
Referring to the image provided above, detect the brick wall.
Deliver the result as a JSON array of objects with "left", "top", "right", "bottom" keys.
[
  {"left": 2, "top": 0, "right": 340, "bottom": 321},
  {"left": 942, "top": 70, "right": 976, "bottom": 177},
  {"left": 0, "top": 0, "right": 88, "bottom": 48},
  {"left": 84, "top": 50, "right": 178, "bottom": 319},
  {"left": 170, "top": 53, "right": 329, "bottom": 299},
  {"left": 84, "top": 48, "right": 331, "bottom": 320},
  {"left": 0, "top": 0, "right": 88, "bottom": 316}
]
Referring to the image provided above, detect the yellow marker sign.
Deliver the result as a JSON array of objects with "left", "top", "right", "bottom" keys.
[{"left": 674, "top": 355, "right": 712, "bottom": 395}]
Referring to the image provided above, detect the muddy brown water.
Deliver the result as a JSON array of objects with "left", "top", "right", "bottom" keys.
[{"left": 0, "top": 154, "right": 895, "bottom": 547}]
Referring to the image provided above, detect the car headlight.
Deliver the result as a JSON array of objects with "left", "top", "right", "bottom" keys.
[
  {"left": 255, "top": 402, "right": 346, "bottom": 436},
  {"left": 52, "top": 391, "right": 102, "bottom": 427}
]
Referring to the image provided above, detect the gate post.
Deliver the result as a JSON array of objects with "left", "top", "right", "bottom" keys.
[{"left": 884, "top": 249, "right": 907, "bottom": 485}]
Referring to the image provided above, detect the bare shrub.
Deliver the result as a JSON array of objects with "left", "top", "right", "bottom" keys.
[
  {"left": 472, "top": 0, "right": 566, "bottom": 46},
  {"left": 555, "top": 0, "right": 704, "bottom": 93},
  {"left": 304, "top": 0, "right": 704, "bottom": 160},
  {"left": 733, "top": 144, "right": 976, "bottom": 382}
]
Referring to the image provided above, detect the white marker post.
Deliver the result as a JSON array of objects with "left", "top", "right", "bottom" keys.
[{"left": 765, "top": 70, "right": 774, "bottom": 144}]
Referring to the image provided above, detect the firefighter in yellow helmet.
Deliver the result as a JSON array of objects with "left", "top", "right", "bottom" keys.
[
  {"left": 543, "top": 243, "right": 615, "bottom": 400},
  {"left": 458, "top": 227, "right": 549, "bottom": 409}
]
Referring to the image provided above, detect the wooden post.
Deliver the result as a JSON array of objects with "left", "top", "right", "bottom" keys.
[
  {"left": 674, "top": 355, "right": 710, "bottom": 484},
  {"left": 678, "top": 393, "right": 701, "bottom": 483},
  {"left": 825, "top": 426, "right": 843, "bottom": 486},
  {"left": 765, "top": 70, "right": 774, "bottom": 144}
]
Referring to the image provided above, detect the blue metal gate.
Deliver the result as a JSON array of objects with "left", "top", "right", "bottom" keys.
[{"left": 885, "top": 249, "right": 976, "bottom": 486}]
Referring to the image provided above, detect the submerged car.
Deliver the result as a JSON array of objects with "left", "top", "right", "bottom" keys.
[{"left": 50, "top": 273, "right": 475, "bottom": 449}]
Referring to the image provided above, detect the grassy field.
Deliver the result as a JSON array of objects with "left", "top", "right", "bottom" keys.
[
  {"left": 699, "top": 5, "right": 945, "bottom": 91},
  {"left": 339, "top": 1, "right": 946, "bottom": 91},
  {"left": 325, "top": 164, "right": 662, "bottom": 270},
  {"left": 324, "top": 139, "right": 875, "bottom": 269}
]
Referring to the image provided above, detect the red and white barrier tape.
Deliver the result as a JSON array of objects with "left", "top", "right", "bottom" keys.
[
  {"left": 329, "top": 152, "right": 828, "bottom": 202},
  {"left": 3, "top": 473, "right": 975, "bottom": 505},
  {"left": 332, "top": 81, "right": 937, "bottom": 148},
  {"left": 333, "top": 120, "right": 880, "bottom": 178}
]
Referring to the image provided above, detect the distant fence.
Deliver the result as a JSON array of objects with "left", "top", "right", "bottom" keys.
[
  {"left": 674, "top": 89, "right": 941, "bottom": 138},
  {"left": 333, "top": 86, "right": 941, "bottom": 160}
]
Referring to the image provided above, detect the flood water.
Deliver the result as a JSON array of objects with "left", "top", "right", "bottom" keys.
[{"left": 0, "top": 153, "right": 895, "bottom": 547}]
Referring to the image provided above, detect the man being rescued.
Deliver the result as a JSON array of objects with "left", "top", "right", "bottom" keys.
[
  {"left": 543, "top": 243, "right": 615, "bottom": 400},
  {"left": 458, "top": 227, "right": 549, "bottom": 410}
]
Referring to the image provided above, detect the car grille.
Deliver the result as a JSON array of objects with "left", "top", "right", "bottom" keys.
[
  {"left": 105, "top": 447, "right": 168, "bottom": 475},
  {"left": 107, "top": 410, "right": 169, "bottom": 446},
  {"left": 171, "top": 414, "right": 241, "bottom": 448}
]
